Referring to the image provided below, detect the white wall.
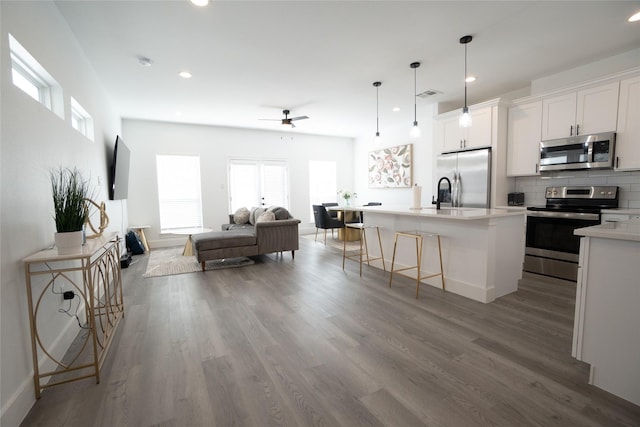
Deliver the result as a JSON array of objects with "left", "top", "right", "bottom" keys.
[
  {"left": 531, "top": 48, "right": 640, "bottom": 95},
  {"left": 353, "top": 103, "right": 438, "bottom": 207},
  {"left": 122, "top": 119, "right": 354, "bottom": 246},
  {"left": 0, "top": 3, "right": 122, "bottom": 425}
]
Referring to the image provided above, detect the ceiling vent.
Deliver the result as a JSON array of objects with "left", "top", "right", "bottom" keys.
[{"left": 417, "top": 89, "right": 442, "bottom": 99}]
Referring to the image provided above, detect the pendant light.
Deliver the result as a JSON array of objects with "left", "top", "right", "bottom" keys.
[
  {"left": 410, "top": 62, "right": 421, "bottom": 138},
  {"left": 373, "top": 81, "right": 382, "bottom": 144},
  {"left": 459, "top": 35, "right": 473, "bottom": 128}
]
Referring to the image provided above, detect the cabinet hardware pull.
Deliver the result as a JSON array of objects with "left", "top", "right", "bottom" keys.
[
  {"left": 570, "top": 125, "right": 573, "bottom": 136},
  {"left": 576, "top": 124, "right": 580, "bottom": 135},
  {"left": 536, "top": 163, "right": 538, "bottom": 173},
  {"left": 616, "top": 156, "right": 619, "bottom": 168}
]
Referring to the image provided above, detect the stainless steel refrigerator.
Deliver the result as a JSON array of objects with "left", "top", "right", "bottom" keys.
[{"left": 436, "top": 148, "right": 491, "bottom": 208}]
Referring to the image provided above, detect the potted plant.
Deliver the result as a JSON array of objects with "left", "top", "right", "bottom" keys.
[{"left": 50, "top": 167, "right": 90, "bottom": 254}]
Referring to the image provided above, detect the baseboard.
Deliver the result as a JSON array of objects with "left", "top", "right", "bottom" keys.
[{"left": 1, "top": 312, "right": 81, "bottom": 426}]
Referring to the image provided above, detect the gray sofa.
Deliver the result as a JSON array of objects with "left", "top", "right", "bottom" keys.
[{"left": 191, "top": 213, "right": 300, "bottom": 271}]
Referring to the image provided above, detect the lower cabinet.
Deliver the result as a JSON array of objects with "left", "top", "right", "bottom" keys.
[{"left": 573, "top": 235, "right": 640, "bottom": 406}]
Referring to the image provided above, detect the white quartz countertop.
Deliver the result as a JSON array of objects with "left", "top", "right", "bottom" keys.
[
  {"left": 601, "top": 208, "right": 640, "bottom": 215},
  {"left": 339, "top": 205, "right": 526, "bottom": 221},
  {"left": 575, "top": 220, "right": 640, "bottom": 242}
]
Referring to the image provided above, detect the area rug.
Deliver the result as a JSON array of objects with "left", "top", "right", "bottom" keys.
[{"left": 143, "top": 247, "right": 254, "bottom": 278}]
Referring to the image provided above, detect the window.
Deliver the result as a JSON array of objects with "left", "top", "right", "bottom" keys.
[
  {"left": 11, "top": 61, "right": 41, "bottom": 102},
  {"left": 9, "top": 34, "right": 63, "bottom": 118},
  {"left": 309, "top": 161, "right": 337, "bottom": 221},
  {"left": 228, "top": 159, "right": 289, "bottom": 213},
  {"left": 70, "top": 97, "right": 94, "bottom": 140},
  {"left": 156, "top": 155, "right": 203, "bottom": 232}
]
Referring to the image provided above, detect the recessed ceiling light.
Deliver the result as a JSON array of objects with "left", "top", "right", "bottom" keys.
[
  {"left": 629, "top": 11, "right": 640, "bottom": 22},
  {"left": 179, "top": 71, "right": 192, "bottom": 79},
  {"left": 190, "top": 0, "right": 209, "bottom": 6},
  {"left": 176, "top": 111, "right": 183, "bottom": 116},
  {"left": 137, "top": 56, "right": 153, "bottom": 67},
  {"left": 392, "top": 107, "right": 400, "bottom": 112},
  {"left": 465, "top": 76, "right": 476, "bottom": 83}
]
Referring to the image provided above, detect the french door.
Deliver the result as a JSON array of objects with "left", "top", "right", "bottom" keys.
[{"left": 228, "top": 159, "right": 289, "bottom": 212}]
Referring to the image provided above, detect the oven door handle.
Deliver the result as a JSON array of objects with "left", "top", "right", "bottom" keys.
[{"left": 527, "top": 211, "right": 600, "bottom": 221}]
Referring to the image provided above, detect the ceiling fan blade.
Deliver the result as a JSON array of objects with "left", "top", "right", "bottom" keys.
[
  {"left": 258, "top": 118, "right": 281, "bottom": 121},
  {"left": 289, "top": 115, "right": 309, "bottom": 121}
]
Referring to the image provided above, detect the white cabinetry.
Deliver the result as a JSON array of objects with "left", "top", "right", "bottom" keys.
[
  {"left": 614, "top": 75, "right": 640, "bottom": 171},
  {"left": 439, "top": 106, "right": 492, "bottom": 152},
  {"left": 507, "top": 100, "right": 542, "bottom": 176},
  {"left": 601, "top": 212, "right": 640, "bottom": 223},
  {"left": 573, "top": 231, "right": 640, "bottom": 406},
  {"left": 541, "top": 82, "right": 619, "bottom": 140}
]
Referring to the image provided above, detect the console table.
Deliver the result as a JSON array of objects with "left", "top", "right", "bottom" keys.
[{"left": 23, "top": 233, "right": 124, "bottom": 398}]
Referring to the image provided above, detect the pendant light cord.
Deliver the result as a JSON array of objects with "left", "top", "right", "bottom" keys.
[
  {"left": 373, "top": 81, "right": 381, "bottom": 138},
  {"left": 459, "top": 35, "right": 472, "bottom": 111},
  {"left": 464, "top": 42, "right": 468, "bottom": 109},
  {"left": 409, "top": 62, "right": 420, "bottom": 126},
  {"left": 413, "top": 66, "right": 417, "bottom": 122},
  {"left": 376, "top": 84, "right": 380, "bottom": 134}
]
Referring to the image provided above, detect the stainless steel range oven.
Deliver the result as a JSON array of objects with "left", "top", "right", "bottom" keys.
[{"left": 524, "top": 186, "right": 618, "bottom": 281}]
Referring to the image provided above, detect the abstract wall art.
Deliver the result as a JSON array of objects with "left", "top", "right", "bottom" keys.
[{"left": 368, "top": 144, "right": 412, "bottom": 188}]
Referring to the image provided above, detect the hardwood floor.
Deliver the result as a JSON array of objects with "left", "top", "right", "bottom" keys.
[{"left": 21, "top": 237, "right": 640, "bottom": 426}]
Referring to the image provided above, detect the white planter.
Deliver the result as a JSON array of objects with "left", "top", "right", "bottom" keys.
[{"left": 55, "top": 231, "right": 83, "bottom": 255}]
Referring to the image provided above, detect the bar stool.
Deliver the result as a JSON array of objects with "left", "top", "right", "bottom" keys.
[
  {"left": 388, "top": 230, "right": 445, "bottom": 298},
  {"left": 343, "top": 222, "right": 385, "bottom": 276}
]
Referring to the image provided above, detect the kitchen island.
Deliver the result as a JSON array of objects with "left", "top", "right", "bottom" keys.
[
  {"left": 572, "top": 220, "right": 640, "bottom": 406},
  {"left": 347, "top": 205, "right": 526, "bottom": 303}
]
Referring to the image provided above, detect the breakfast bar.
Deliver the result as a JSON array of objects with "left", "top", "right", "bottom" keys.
[{"left": 349, "top": 205, "right": 526, "bottom": 303}]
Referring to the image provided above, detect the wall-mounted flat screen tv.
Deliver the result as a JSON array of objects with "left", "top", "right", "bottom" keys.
[{"left": 109, "top": 135, "right": 130, "bottom": 200}]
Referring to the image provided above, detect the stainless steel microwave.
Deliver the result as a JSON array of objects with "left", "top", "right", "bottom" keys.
[{"left": 539, "top": 132, "right": 615, "bottom": 172}]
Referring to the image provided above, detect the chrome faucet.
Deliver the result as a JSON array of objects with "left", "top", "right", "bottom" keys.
[{"left": 436, "top": 177, "right": 452, "bottom": 210}]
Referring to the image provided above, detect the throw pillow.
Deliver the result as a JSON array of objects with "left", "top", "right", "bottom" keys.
[
  {"left": 256, "top": 211, "right": 276, "bottom": 223},
  {"left": 249, "top": 207, "right": 266, "bottom": 225},
  {"left": 233, "top": 207, "right": 250, "bottom": 224},
  {"left": 268, "top": 206, "right": 291, "bottom": 220}
]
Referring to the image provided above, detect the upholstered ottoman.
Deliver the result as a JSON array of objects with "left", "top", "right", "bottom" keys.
[{"left": 191, "top": 230, "right": 259, "bottom": 271}]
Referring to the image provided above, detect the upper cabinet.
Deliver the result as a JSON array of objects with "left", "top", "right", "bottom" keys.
[
  {"left": 438, "top": 106, "right": 493, "bottom": 152},
  {"left": 507, "top": 101, "right": 542, "bottom": 176},
  {"left": 615, "top": 75, "right": 640, "bottom": 171},
  {"left": 541, "top": 82, "right": 620, "bottom": 140}
]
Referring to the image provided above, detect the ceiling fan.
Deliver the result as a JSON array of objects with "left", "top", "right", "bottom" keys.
[{"left": 260, "top": 109, "right": 309, "bottom": 128}]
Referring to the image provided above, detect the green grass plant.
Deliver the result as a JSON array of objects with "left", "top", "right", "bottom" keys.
[{"left": 50, "top": 167, "right": 90, "bottom": 232}]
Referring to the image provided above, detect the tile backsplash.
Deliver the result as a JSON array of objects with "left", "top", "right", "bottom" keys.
[{"left": 514, "top": 169, "right": 640, "bottom": 209}]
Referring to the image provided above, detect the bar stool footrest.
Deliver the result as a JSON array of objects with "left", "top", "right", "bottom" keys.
[{"left": 388, "top": 230, "right": 445, "bottom": 298}]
